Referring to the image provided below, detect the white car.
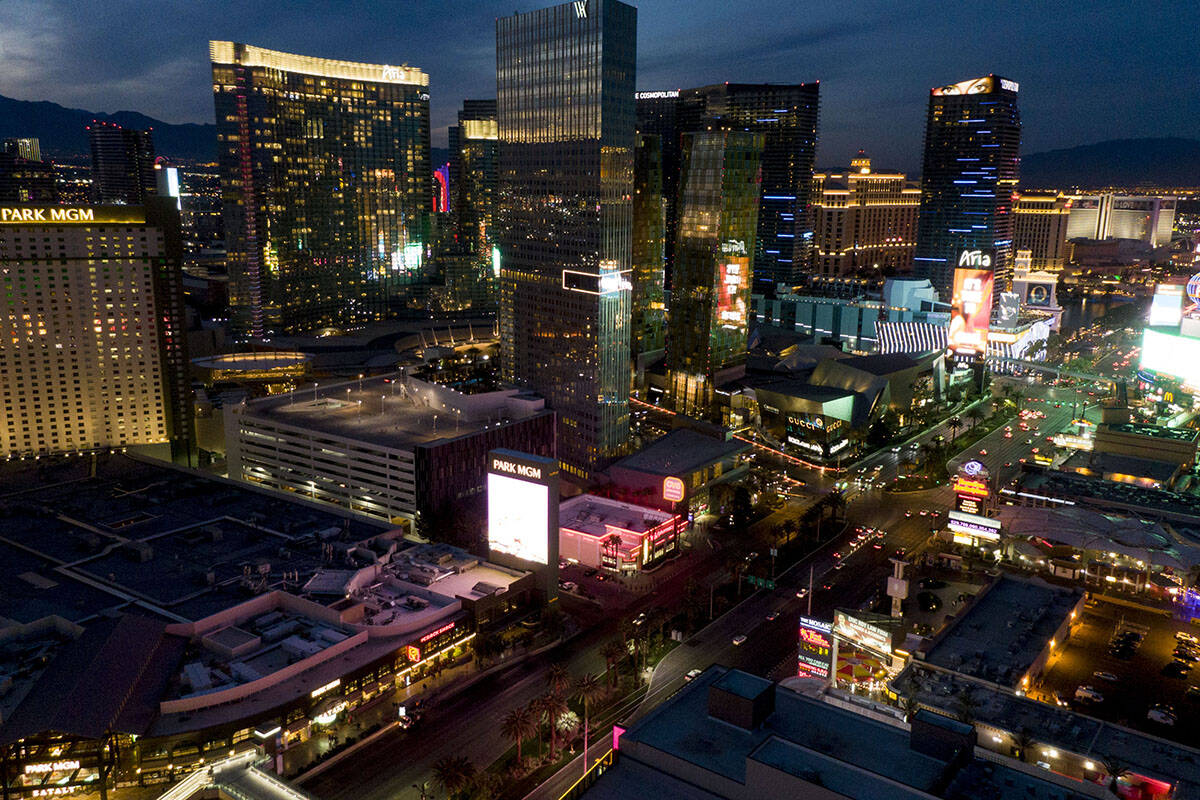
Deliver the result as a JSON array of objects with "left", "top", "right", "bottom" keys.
[
  {"left": 732, "top": 635, "right": 748, "bottom": 646},
  {"left": 796, "top": 588, "right": 810, "bottom": 599},
  {"left": 684, "top": 668, "right": 703, "bottom": 682},
  {"left": 1074, "top": 686, "right": 1103, "bottom": 703},
  {"left": 1148, "top": 706, "right": 1177, "bottom": 726}
]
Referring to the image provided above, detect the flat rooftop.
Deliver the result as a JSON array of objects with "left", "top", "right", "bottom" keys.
[
  {"left": 0, "top": 452, "right": 389, "bottom": 626},
  {"left": 595, "top": 666, "right": 1096, "bottom": 800},
  {"left": 1103, "top": 422, "right": 1198, "bottom": 442},
  {"left": 612, "top": 428, "right": 750, "bottom": 477},
  {"left": 624, "top": 666, "right": 947, "bottom": 790},
  {"left": 1011, "top": 466, "right": 1200, "bottom": 520},
  {"left": 923, "top": 576, "right": 1080, "bottom": 688},
  {"left": 893, "top": 664, "right": 1200, "bottom": 797},
  {"left": 242, "top": 373, "right": 547, "bottom": 452},
  {"left": 559, "top": 495, "right": 674, "bottom": 538}
]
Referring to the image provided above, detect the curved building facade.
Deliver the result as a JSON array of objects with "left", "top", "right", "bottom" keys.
[{"left": 211, "top": 42, "right": 431, "bottom": 338}]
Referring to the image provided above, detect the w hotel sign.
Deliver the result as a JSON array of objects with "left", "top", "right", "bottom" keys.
[{"left": 0, "top": 206, "right": 146, "bottom": 225}]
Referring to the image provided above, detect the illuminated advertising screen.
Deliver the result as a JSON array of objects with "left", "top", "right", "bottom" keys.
[
  {"left": 833, "top": 610, "right": 893, "bottom": 657},
  {"left": 487, "top": 450, "right": 557, "bottom": 566},
  {"left": 1149, "top": 284, "right": 1184, "bottom": 328},
  {"left": 948, "top": 510, "right": 1001, "bottom": 541},
  {"left": 716, "top": 239, "right": 750, "bottom": 330},
  {"left": 993, "top": 291, "right": 1020, "bottom": 330},
  {"left": 948, "top": 265, "right": 993, "bottom": 357},
  {"left": 1141, "top": 329, "right": 1200, "bottom": 389},
  {"left": 798, "top": 616, "right": 833, "bottom": 679}
]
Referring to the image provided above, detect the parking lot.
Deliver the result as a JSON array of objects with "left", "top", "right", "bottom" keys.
[{"left": 1038, "top": 598, "right": 1200, "bottom": 746}]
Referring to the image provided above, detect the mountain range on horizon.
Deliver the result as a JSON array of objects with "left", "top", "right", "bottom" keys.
[{"left": 1, "top": 92, "right": 1197, "bottom": 189}]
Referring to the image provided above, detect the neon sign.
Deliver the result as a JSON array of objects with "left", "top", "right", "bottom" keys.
[
  {"left": 420, "top": 621, "right": 455, "bottom": 643},
  {"left": 25, "top": 762, "right": 80, "bottom": 774},
  {"left": 953, "top": 477, "right": 989, "bottom": 498},
  {"left": 310, "top": 678, "right": 341, "bottom": 699},
  {"left": 663, "top": 476, "right": 685, "bottom": 503}
]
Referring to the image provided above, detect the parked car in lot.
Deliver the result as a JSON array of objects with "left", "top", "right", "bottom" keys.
[
  {"left": 1093, "top": 671, "right": 1118, "bottom": 682},
  {"left": 917, "top": 591, "right": 942, "bottom": 612},
  {"left": 1162, "top": 661, "right": 1191, "bottom": 678},
  {"left": 1074, "top": 686, "right": 1103, "bottom": 703},
  {"left": 1177, "top": 631, "right": 1199, "bottom": 644},
  {"left": 1148, "top": 705, "right": 1177, "bottom": 726}
]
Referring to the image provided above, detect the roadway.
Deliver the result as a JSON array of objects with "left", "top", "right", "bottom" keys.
[{"left": 305, "top": 377, "right": 1084, "bottom": 800}]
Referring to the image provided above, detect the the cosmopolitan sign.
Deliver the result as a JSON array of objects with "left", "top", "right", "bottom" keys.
[{"left": 0, "top": 206, "right": 144, "bottom": 224}]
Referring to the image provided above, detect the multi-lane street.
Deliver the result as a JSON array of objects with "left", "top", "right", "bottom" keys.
[{"left": 305, "top": 377, "right": 1089, "bottom": 800}]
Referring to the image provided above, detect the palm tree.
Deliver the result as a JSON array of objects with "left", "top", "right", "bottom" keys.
[
  {"left": 947, "top": 416, "right": 964, "bottom": 443},
  {"left": 575, "top": 672, "right": 603, "bottom": 772},
  {"left": 547, "top": 662, "right": 572, "bottom": 697},
  {"left": 501, "top": 706, "right": 536, "bottom": 768},
  {"left": 966, "top": 405, "right": 984, "bottom": 431},
  {"left": 601, "top": 640, "right": 625, "bottom": 688},
  {"left": 1099, "top": 754, "right": 1129, "bottom": 795},
  {"left": 539, "top": 693, "right": 570, "bottom": 760},
  {"left": 432, "top": 755, "right": 476, "bottom": 799}
]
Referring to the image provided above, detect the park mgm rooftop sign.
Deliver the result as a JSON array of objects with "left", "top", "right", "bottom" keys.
[{"left": 0, "top": 206, "right": 146, "bottom": 225}]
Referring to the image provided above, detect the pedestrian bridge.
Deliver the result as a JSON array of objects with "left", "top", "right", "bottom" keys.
[{"left": 155, "top": 751, "right": 317, "bottom": 800}]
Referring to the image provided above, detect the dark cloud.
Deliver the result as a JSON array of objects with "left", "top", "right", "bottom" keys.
[{"left": 0, "top": 0, "right": 1195, "bottom": 172}]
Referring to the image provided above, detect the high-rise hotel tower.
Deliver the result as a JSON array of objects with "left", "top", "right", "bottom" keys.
[
  {"left": 211, "top": 42, "right": 431, "bottom": 337},
  {"left": 913, "top": 75, "right": 1020, "bottom": 298},
  {"left": 496, "top": 0, "right": 637, "bottom": 478}
]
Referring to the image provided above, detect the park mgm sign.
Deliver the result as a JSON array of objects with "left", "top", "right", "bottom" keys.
[{"left": 0, "top": 206, "right": 147, "bottom": 225}]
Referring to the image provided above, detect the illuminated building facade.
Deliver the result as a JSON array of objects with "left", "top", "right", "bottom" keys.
[
  {"left": 1013, "top": 193, "right": 1072, "bottom": 271},
  {"left": 0, "top": 201, "right": 191, "bottom": 458},
  {"left": 0, "top": 149, "right": 57, "bottom": 203},
  {"left": 677, "top": 82, "right": 820, "bottom": 292},
  {"left": 811, "top": 152, "right": 919, "bottom": 277},
  {"left": 558, "top": 494, "right": 683, "bottom": 573},
  {"left": 913, "top": 75, "right": 1021, "bottom": 298},
  {"left": 445, "top": 99, "right": 498, "bottom": 310},
  {"left": 211, "top": 41, "right": 431, "bottom": 337},
  {"left": 632, "top": 133, "right": 666, "bottom": 361},
  {"left": 666, "top": 130, "right": 764, "bottom": 418},
  {"left": 87, "top": 121, "right": 156, "bottom": 205},
  {"left": 1066, "top": 193, "right": 1177, "bottom": 248},
  {"left": 635, "top": 91, "right": 682, "bottom": 282},
  {"left": 496, "top": 0, "right": 637, "bottom": 478}
]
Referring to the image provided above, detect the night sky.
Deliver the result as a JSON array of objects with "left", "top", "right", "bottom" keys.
[{"left": 1, "top": 0, "right": 1195, "bottom": 171}]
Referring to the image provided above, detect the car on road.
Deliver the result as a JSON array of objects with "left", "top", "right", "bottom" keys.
[
  {"left": 398, "top": 714, "right": 416, "bottom": 730},
  {"left": 1093, "top": 671, "right": 1119, "bottom": 682},
  {"left": 905, "top": 510, "right": 913, "bottom": 517},
  {"left": 559, "top": 581, "right": 577, "bottom": 592},
  {"left": 766, "top": 611, "right": 781, "bottom": 621},
  {"left": 795, "top": 588, "right": 810, "bottom": 599},
  {"left": 685, "top": 668, "right": 703, "bottom": 682},
  {"left": 979, "top": 449, "right": 987, "bottom": 456},
  {"left": 891, "top": 445, "right": 901, "bottom": 452},
  {"left": 1148, "top": 705, "right": 1177, "bottom": 726},
  {"left": 732, "top": 635, "right": 748, "bottom": 646}
]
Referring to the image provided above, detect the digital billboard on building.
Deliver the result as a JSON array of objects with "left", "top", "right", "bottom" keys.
[
  {"left": 798, "top": 616, "right": 833, "bottom": 680},
  {"left": 1149, "top": 283, "right": 1185, "bottom": 328},
  {"left": 487, "top": 449, "right": 559, "bottom": 567},
  {"left": 948, "top": 263, "right": 993, "bottom": 357}
]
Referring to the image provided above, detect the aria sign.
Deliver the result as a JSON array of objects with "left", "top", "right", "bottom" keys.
[{"left": 958, "top": 250, "right": 993, "bottom": 268}]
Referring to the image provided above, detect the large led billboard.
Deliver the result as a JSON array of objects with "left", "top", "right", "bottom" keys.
[
  {"left": 716, "top": 240, "right": 750, "bottom": 330},
  {"left": 486, "top": 450, "right": 558, "bottom": 567},
  {"left": 1141, "top": 329, "right": 1200, "bottom": 389},
  {"left": 798, "top": 616, "right": 833, "bottom": 680},
  {"left": 948, "top": 265, "right": 993, "bottom": 357},
  {"left": 833, "top": 610, "right": 893, "bottom": 658},
  {"left": 1149, "top": 284, "right": 1184, "bottom": 328}
]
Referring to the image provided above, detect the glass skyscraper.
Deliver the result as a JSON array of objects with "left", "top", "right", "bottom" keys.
[
  {"left": 673, "top": 83, "right": 819, "bottom": 293},
  {"left": 87, "top": 122, "right": 156, "bottom": 205},
  {"left": 913, "top": 75, "right": 1021, "bottom": 299},
  {"left": 445, "top": 99, "right": 498, "bottom": 309},
  {"left": 496, "top": 0, "right": 637, "bottom": 479},
  {"left": 210, "top": 42, "right": 431, "bottom": 337},
  {"left": 632, "top": 133, "right": 666, "bottom": 362},
  {"left": 667, "top": 130, "right": 764, "bottom": 419}
]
